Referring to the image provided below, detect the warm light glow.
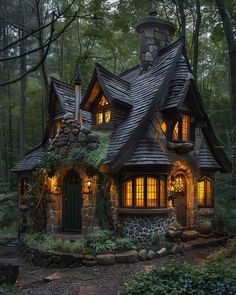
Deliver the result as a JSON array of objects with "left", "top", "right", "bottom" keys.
[
  {"left": 105, "top": 110, "right": 111, "bottom": 123},
  {"left": 160, "top": 121, "right": 167, "bottom": 134},
  {"left": 99, "top": 96, "right": 109, "bottom": 107},
  {"left": 160, "top": 179, "right": 165, "bottom": 208},
  {"left": 96, "top": 112, "right": 103, "bottom": 124},
  {"left": 147, "top": 177, "right": 157, "bottom": 207},
  {"left": 175, "top": 176, "right": 185, "bottom": 193},
  {"left": 54, "top": 120, "right": 62, "bottom": 135},
  {"left": 49, "top": 176, "right": 57, "bottom": 193},
  {"left": 198, "top": 178, "right": 213, "bottom": 207},
  {"left": 173, "top": 121, "right": 179, "bottom": 141},
  {"left": 124, "top": 179, "right": 132, "bottom": 207},
  {"left": 136, "top": 177, "right": 144, "bottom": 207},
  {"left": 182, "top": 115, "right": 190, "bottom": 141},
  {"left": 87, "top": 176, "right": 92, "bottom": 191},
  {"left": 198, "top": 180, "right": 205, "bottom": 207}
]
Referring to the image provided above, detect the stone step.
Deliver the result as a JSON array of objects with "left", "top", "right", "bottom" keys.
[{"left": 79, "top": 286, "right": 115, "bottom": 295}]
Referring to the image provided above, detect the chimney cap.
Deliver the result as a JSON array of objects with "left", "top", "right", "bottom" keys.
[
  {"left": 135, "top": 14, "right": 175, "bottom": 35},
  {"left": 75, "top": 69, "right": 82, "bottom": 86}
]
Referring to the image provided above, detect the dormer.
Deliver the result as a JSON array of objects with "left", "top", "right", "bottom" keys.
[{"left": 81, "top": 63, "right": 132, "bottom": 130}]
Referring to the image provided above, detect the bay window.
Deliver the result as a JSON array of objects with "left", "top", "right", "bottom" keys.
[{"left": 123, "top": 176, "right": 167, "bottom": 208}]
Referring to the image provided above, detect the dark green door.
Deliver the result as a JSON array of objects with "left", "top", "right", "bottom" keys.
[{"left": 63, "top": 171, "right": 82, "bottom": 232}]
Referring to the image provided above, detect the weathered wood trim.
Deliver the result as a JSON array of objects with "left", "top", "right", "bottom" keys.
[{"left": 118, "top": 208, "right": 174, "bottom": 215}]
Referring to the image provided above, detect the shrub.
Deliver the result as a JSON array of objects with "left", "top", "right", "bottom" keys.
[
  {"left": 119, "top": 261, "right": 236, "bottom": 295},
  {"left": 86, "top": 229, "right": 111, "bottom": 242},
  {"left": 89, "top": 239, "right": 117, "bottom": 254},
  {"left": 115, "top": 238, "right": 136, "bottom": 252}
]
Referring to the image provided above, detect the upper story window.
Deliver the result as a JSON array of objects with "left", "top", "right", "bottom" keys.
[
  {"left": 123, "top": 176, "right": 167, "bottom": 208},
  {"left": 198, "top": 177, "right": 213, "bottom": 208},
  {"left": 172, "top": 114, "right": 190, "bottom": 142},
  {"left": 95, "top": 96, "right": 112, "bottom": 125}
]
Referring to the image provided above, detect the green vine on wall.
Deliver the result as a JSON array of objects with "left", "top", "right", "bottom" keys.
[
  {"left": 94, "top": 173, "right": 113, "bottom": 231},
  {"left": 27, "top": 168, "right": 51, "bottom": 231}
]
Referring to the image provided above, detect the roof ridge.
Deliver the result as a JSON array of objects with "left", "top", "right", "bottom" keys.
[
  {"left": 95, "top": 63, "right": 130, "bottom": 88},
  {"left": 159, "top": 37, "right": 185, "bottom": 56},
  {"left": 50, "top": 76, "right": 74, "bottom": 89},
  {"left": 119, "top": 64, "right": 140, "bottom": 78}
]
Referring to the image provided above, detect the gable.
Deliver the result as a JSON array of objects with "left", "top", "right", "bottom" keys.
[{"left": 81, "top": 63, "right": 132, "bottom": 112}]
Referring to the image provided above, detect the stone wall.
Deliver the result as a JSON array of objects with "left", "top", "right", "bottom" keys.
[
  {"left": 122, "top": 213, "right": 176, "bottom": 242},
  {"left": 46, "top": 113, "right": 100, "bottom": 235}
]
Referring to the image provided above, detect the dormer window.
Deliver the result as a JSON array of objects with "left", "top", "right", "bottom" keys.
[
  {"left": 172, "top": 114, "right": 190, "bottom": 142},
  {"left": 94, "top": 95, "right": 112, "bottom": 125}
]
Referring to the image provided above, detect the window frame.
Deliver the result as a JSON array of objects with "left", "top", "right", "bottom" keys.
[
  {"left": 171, "top": 114, "right": 191, "bottom": 143},
  {"left": 122, "top": 176, "right": 167, "bottom": 209},
  {"left": 92, "top": 95, "right": 112, "bottom": 125},
  {"left": 197, "top": 177, "right": 214, "bottom": 208}
]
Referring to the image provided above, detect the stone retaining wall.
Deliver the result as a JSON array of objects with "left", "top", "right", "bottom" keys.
[{"left": 122, "top": 213, "right": 176, "bottom": 242}]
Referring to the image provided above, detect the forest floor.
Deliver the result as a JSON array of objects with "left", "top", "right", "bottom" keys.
[{"left": 0, "top": 241, "right": 220, "bottom": 295}]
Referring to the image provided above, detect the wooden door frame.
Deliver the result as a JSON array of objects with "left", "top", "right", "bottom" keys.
[{"left": 173, "top": 173, "right": 187, "bottom": 227}]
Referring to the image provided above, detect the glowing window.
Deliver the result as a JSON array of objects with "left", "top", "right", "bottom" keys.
[
  {"left": 182, "top": 115, "right": 190, "bottom": 141},
  {"left": 136, "top": 177, "right": 144, "bottom": 207},
  {"left": 172, "top": 115, "right": 191, "bottom": 142},
  {"left": 198, "top": 180, "right": 205, "bottom": 207},
  {"left": 147, "top": 177, "right": 157, "bottom": 207},
  {"left": 96, "top": 112, "right": 103, "bottom": 124},
  {"left": 160, "top": 179, "right": 166, "bottom": 208},
  {"left": 124, "top": 179, "right": 132, "bottom": 207},
  {"left": 174, "top": 176, "right": 186, "bottom": 194},
  {"left": 173, "top": 121, "right": 179, "bottom": 141},
  {"left": 160, "top": 121, "right": 167, "bottom": 134},
  {"left": 123, "top": 177, "right": 167, "bottom": 208},
  {"left": 198, "top": 178, "right": 213, "bottom": 207},
  {"left": 99, "top": 96, "right": 109, "bottom": 107},
  {"left": 105, "top": 110, "right": 111, "bottom": 123}
]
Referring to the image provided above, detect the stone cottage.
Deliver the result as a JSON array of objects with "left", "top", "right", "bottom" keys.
[{"left": 12, "top": 12, "right": 232, "bottom": 241}]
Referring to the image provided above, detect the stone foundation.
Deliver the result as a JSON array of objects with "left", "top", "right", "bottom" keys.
[{"left": 122, "top": 213, "right": 176, "bottom": 242}]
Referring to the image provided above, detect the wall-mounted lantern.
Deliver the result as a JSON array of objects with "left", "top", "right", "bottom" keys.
[{"left": 87, "top": 176, "right": 92, "bottom": 192}]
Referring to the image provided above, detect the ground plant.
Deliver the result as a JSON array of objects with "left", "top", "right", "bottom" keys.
[
  {"left": 24, "top": 231, "right": 136, "bottom": 255},
  {"left": 118, "top": 261, "right": 236, "bottom": 295}
]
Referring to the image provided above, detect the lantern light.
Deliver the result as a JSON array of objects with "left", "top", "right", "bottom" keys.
[{"left": 87, "top": 176, "right": 92, "bottom": 192}]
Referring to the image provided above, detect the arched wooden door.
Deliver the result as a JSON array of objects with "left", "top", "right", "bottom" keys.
[
  {"left": 63, "top": 171, "right": 82, "bottom": 232},
  {"left": 174, "top": 175, "right": 187, "bottom": 227}
]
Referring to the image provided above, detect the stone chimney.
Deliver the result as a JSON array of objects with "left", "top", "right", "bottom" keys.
[{"left": 135, "top": 12, "right": 175, "bottom": 72}]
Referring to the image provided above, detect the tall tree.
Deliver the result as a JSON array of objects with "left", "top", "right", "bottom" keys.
[{"left": 215, "top": 0, "right": 236, "bottom": 129}]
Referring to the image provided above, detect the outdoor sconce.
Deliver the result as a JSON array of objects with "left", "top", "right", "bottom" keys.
[
  {"left": 168, "top": 175, "right": 176, "bottom": 207},
  {"left": 87, "top": 176, "right": 92, "bottom": 192}
]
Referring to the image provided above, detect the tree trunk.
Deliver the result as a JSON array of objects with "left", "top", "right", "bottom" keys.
[
  {"left": 19, "top": 15, "right": 27, "bottom": 160},
  {"left": 177, "top": 0, "right": 186, "bottom": 38},
  {"left": 193, "top": 0, "right": 201, "bottom": 81},
  {"left": 215, "top": 0, "right": 236, "bottom": 128}
]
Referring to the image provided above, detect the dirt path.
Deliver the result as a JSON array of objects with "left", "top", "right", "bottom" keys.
[{"left": 0, "top": 244, "right": 217, "bottom": 295}]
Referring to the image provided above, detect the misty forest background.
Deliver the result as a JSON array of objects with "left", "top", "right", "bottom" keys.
[{"left": 0, "top": 0, "right": 236, "bottom": 231}]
